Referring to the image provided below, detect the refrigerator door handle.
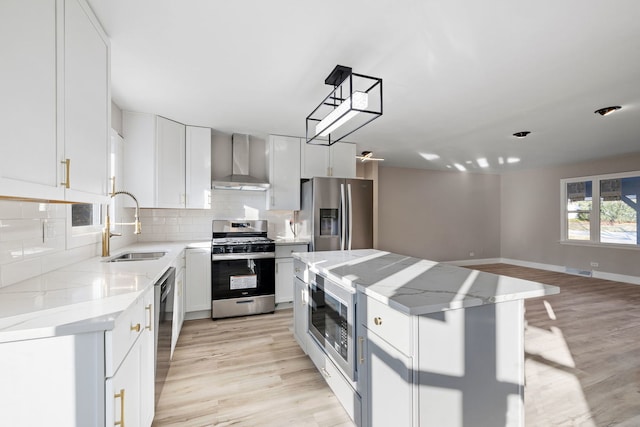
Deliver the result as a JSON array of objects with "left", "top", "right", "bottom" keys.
[
  {"left": 347, "top": 183, "right": 353, "bottom": 250},
  {"left": 340, "top": 183, "right": 346, "bottom": 250}
]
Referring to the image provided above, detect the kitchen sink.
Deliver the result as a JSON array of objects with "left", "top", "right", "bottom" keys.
[{"left": 107, "top": 251, "right": 167, "bottom": 262}]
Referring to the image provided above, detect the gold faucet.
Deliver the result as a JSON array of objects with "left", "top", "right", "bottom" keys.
[{"left": 102, "top": 190, "right": 142, "bottom": 257}]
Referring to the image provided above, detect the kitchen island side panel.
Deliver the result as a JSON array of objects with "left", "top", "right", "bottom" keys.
[{"left": 417, "top": 300, "right": 524, "bottom": 427}]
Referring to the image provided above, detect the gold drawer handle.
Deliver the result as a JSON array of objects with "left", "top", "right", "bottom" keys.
[
  {"left": 130, "top": 323, "right": 141, "bottom": 332},
  {"left": 60, "top": 159, "right": 70, "bottom": 188},
  {"left": 358, "top": 336, "right": 365, "bottom": 364},
  {"left": 374, "top": 317, "right": 383, "bottom": 326},
  {"left": 114, "top": 388, "right": 125, "bottom": 426}
]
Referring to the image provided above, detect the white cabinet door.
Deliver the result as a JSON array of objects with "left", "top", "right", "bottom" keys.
[
  {"left": 63, "top": 0, "right": 109, "bottom": 202},
  {"left": 275, "top": 258, "right": 294, "bottom": 303},
  {"left": 301, "top": 142, "right": 356, "bottom": 178},
  {"left": 172, "top": 264, "right": 185, "bottom": 358},
  {"left": 329, "top": 142, "right": 356, "bottom": 178},
  {"left": 293, "top": 277, "right": 308, "bottom": 353},
  {"left": 186, "top": 126, "right": 212, "bottom": 209},
  {"left": 156, "top": 116, "right": 186, "bottom": 208},
  {"left": 301, "top": 142, "right": 330, "bottom": 179},
  {"left": 361, "top": 327, "right": 413, "bottom": 427},
  {"left": 106, "top": 338, "right": 141, "bottom": 427},
  {"left": 140, "top": 287, "right": 155, "bottom": 427},
  {"left": 267, "top": 135, "right": 301, "bottom": 210},
  {"left": 185, "top": 248, "right": 212, "bottom": 314},
  {"left": 0, "top": 0, "right": 62, "bottom": 201}
]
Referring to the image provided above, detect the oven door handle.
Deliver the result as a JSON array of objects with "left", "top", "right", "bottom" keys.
[{"left": 211, "top": 253, "right": 275, "bottom": 261}]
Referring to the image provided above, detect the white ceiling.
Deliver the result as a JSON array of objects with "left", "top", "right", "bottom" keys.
[{"left": 87, "top": 0, "right": 640, "bottom": 173}]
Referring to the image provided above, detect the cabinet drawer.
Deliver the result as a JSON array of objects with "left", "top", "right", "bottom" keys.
[
  {"left": 362, "top": 295, "right": 413, "bottom": 356},
  {"left": 275, "top": 244, "right": 308, "bottom": 258},
  {"left": 307, "top": 337, "right": 361, "bottom": 423},
  {"left": 105, "top": 295, "right": 145, "bottom": 378},
  {"left": 293, "top": 258, "right": 307, "bottom": 282}
]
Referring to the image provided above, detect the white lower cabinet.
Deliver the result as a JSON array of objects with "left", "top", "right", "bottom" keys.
[
  {"left": 185, "top": 247, "right": 212, "bottom": 319},
  {"left": 359, "top": 326, "right": 413, "bottom": 427},
  {"left": 106, "top": 339, "right": 141, "bottom": 427},
  {"left": 306, "top": 335, "right": 362, "bottom": 425},
  {"left": 172, "top": 252, "right": 186, "bottom": 358},
  {"left": 275, "top": 243, "right": 308, "bottom": 304},
  {"left": 105, "top": 285, "right": 155, "bottom": 427},
  {"left": 0, "top": 287, "right": 156, "bottom": 427},
  {"left": 293, "top": 276, "right": 308, "bottom": 353}
]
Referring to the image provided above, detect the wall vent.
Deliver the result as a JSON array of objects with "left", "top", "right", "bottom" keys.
[{"left": 565, "top": 267, "right": 593, "bottom": 277}]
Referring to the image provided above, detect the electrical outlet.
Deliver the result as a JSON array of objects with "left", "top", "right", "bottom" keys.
[
  {"left": 590, "top": 262, "right": 599, "bottom": 268},
  {"left": 469, "top": 252, "right": 475, "bottom": 257}
]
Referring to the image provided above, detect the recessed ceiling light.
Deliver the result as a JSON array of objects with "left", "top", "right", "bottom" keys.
[
  {"left": 594, "top": 106, "right": 621, "bottom": 116},
  {"left": 453, "top": 163, "right": 467, "bottom": 171},
  {"left": 420, "top": 153, "right": 440, "bottom": 161},
  {"left": 513, "top": 131, "right": 531, "bottom": 138},
  {"left": 477, "top": 158, "right": 489, "bottom": 168},
  {"left": 506, "top": 157, "right": 521, "bottom": 164},
  {"left": 498, "top": 157, "right": 504, "bottom": 165}
]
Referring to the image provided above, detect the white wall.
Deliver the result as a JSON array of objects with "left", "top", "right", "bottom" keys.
[
  {"left": 500, "top": 152, "right": 640, "bottom": 277},
  {"left": 377, "top": 166, "right": 501, "bottom": 261}
]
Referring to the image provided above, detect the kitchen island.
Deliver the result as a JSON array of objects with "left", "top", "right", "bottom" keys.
[{"left": 293, "top": 249, "right": 559, "bottom": 427}]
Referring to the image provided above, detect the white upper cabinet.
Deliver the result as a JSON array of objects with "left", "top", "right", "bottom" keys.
[
  {"left": 0, "top": 0, "right": 61, "bottom": 200},
  {"left": 328, "top": 142, "right": 356, "bottom": 178},
  {"left": 156, "top": 117, "right": 186, "bottom": 208},
  {"left": 123, "top": 112, "right": 212, "bottom": 209},
  {"left": 300, "top": 141, "right": 356, "bottom": 179},
  {"left": 0, "top": 0, "right": 109, "bottom": 203},
  {"left": 186, "top": 126, "right": 212, "bottom": 209},
  {"left": 267, "top": 135, "right": 301, "bottom": 210},
  {"left": 63, "top": 0, "right": 110, "bottom": 202}
]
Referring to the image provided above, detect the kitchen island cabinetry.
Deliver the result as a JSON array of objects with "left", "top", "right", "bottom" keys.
[
  {"left": 293, "top": 249, "right": 559, "bottom": 427},
  {"left": 267, "top": 135, "right": 301, "bottom": 210},
  {"left": 185, "top": 247, "right": 212, "bottom": 319},
  {"left": 0, "top": 0, "right": 109, "bottom": 203},
  {"left": 275, "top": 242, "right": 308, "bottom": 304},
  {"left": 301, "top": 141, "right": 356, "bottom": 179}
]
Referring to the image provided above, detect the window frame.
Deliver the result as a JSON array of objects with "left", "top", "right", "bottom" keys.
[{"left": 561, "top": 170, "right": 640, "bottom": 249}]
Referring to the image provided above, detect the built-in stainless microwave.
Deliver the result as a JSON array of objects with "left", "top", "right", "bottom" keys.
[{"left": 308, "top": 273, "right": 356, "bottom": 381}]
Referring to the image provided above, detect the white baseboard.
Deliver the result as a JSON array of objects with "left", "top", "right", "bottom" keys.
[
  {"left": 458, "top": 257, "right": 640, "bottom": 286},
  {"left": 446, "top": 258, "right": 502, "bottom": 266}
]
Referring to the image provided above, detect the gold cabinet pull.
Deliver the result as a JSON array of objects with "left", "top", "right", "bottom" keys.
[
  {"left": 374, "top": 316, "right": 383, "bottom": 326},
  {"left": 145, "top": 304, "right": 153, "bottom": 331},
  {"left": 60, "top": 159, "right": 70, "bottom": 188},
  {"left": 130, "top": 323, "right": 141, "bottom": 332},
  {"left": 114, "top": 388, "right": 125, "bottom": 426},
  {"left": 358, "top": 336, "right": 365, "bottom": 364}
]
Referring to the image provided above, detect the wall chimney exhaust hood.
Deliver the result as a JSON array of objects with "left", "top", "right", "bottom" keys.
[{"left": 212, "top": 134, "right": 270, "bottom": 191}]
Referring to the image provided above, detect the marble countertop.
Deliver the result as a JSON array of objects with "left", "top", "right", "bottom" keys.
[
  {"left": 0, "top": 241, "right": 207, "bottom": 343},
  {"left": 293, "top": 249, "right": 559, "bottom": 316}
]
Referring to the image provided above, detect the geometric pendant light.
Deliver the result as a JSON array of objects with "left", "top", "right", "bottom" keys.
[{"left": 306, "top": 65, "right": 383, "bottom": 146}]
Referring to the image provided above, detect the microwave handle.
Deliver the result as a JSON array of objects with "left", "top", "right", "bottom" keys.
[{"left": 340, "top": 183, "right": 346, "bottom": 251}]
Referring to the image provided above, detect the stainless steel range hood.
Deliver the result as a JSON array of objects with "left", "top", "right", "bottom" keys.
[{"left": 212, "top": 134, "right": 270, "bottom": 191}]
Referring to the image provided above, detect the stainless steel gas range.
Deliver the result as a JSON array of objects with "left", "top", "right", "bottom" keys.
[{"left": 211, "top": 220, "right": 276, "bottom": 319}]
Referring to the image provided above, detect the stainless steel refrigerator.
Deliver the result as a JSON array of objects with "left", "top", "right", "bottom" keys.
[{"left": 300, "top": 177, "right": 373, "bottom": 251}]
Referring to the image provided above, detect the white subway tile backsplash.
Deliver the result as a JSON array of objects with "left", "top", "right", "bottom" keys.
[
  {"left": 0, "top": 241, "right": 23, "bottom": 264},
  {"left": 0, "top": 219, "right": 42, "bottom": 242}
]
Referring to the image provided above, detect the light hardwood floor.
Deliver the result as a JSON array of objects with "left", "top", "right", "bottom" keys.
[{"left": 153, "top": 265, "right": 640, "bottom": 427}]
